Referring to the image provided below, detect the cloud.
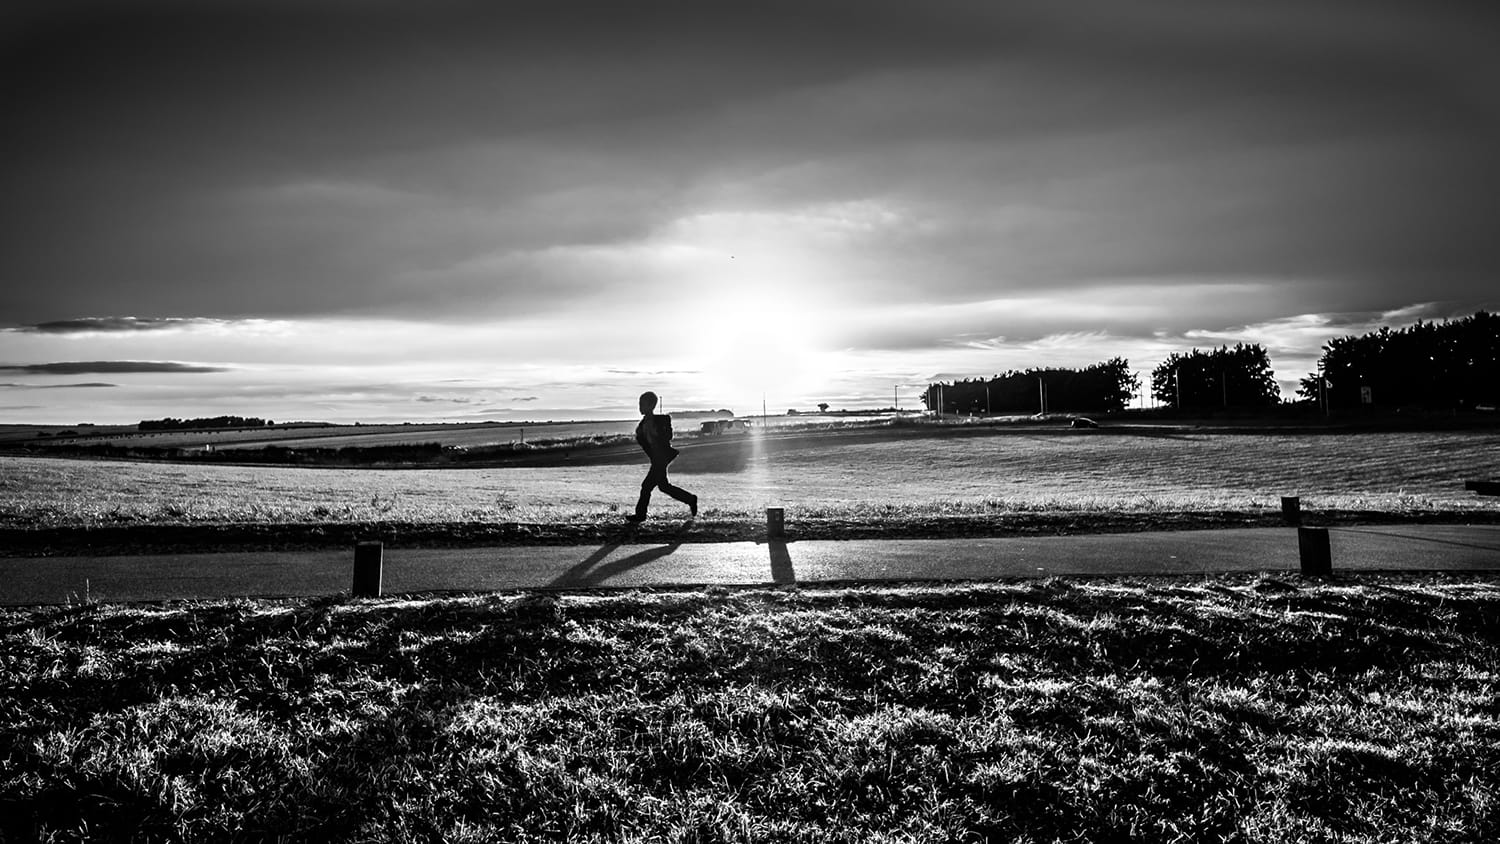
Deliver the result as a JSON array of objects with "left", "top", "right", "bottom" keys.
[
  {"left": 0, "top": 361, "right": 227, "bottom": 374},
  {"left": 0, "top": 382, "right": 117, "bottom": 389},
  {"left": 3, "top": 0, "right": 1495, "bottom": 328},
  {"left": 9, "top": 317, "right": 228, "bottom": 334}
]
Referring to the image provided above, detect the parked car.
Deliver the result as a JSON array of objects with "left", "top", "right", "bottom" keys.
[{"left": 699, "top": 419, "right": 753, "bottom": 435}]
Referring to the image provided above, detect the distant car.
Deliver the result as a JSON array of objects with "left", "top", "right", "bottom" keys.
[
  {"left": 1070, "top": 417, "right": 1099, "bottom": 429},
  {"left": 699, "top": 419, "right": 752, "bottom": 435}
]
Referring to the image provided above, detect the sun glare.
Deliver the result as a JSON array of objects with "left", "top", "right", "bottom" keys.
[{"left": 682, "top": 286, "right": 837, "bottom": 411}]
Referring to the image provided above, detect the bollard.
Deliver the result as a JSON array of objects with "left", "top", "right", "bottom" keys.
[
  {"left": 1281, "top": 496, "right": 1302, "bottom": 526},
  {"left": 353, "top": 541, "right": 383, "bottom": 597},
  {"left": 1297, "top": 527, "right": 1331, "bottom": 576},
  {"left": 766, "top": 507, "right": 785, "bottom": 539}
]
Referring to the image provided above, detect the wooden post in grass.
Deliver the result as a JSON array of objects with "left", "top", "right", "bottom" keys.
[
  {"left": 353, "top": 541, "right": 383, "bottom": 597},
  {"left": 1297, "top": 527, "right": 1331, "bottom": 576},
  {"left": 1281, "top": 496, "right": 1302, "bottom": 526},
  {"left": 766, "top": 507, "right": 785, "bottom": 538}
]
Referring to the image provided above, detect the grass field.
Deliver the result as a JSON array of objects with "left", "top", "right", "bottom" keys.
[
  {"left": 11, "top": 420, "right": 641, "bottom": 451},
  {"left": 5, "top": 429, "right": 1497, "bottom": 840},
  {"left": 5, "top": 414, "right": 903, "bottom": 452},
  {"left": 3, "top": 428, "right": 1497, "bottom": 531},
  {"left": 3, "top": 575, "right": 1497, "bottom": 842}
]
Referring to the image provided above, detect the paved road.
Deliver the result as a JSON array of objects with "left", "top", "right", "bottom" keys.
[{"left": 3, "top": 524, "right": 1499, "bottom": 606}]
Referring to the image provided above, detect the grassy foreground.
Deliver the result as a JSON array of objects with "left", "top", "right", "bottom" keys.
[{"left": 3, "top": 576, "right": 1498, "bottom": 843}]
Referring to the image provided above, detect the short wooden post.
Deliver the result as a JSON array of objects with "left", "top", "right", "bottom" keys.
[
  {"left": 1297, "top": 527, "right": 1331, "bottom": 576},
  {"left": 1281, "top": 496, "right": 1301, "bottom": 526},
  {"left": 766, "top": 507, "right": 785, "bottom": 539},
  {"left": 353, "top": 541, "right": 383, "bottom": 597}
]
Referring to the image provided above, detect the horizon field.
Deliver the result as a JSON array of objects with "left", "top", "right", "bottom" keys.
[{"left": 4, "top": 428, "right": 1497, "bottom": 531}]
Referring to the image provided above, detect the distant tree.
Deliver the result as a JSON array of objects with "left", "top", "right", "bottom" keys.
[
  {"left": 138, "top": 415, "right": 269, "bottom": 431},
  {"left": 1298, "top": 311, "right": 1500, "bottom": 410},
  {"left": 1150, "top": 344, "right": 1280, "bottom": 410},
  {"left": 1081, "top": 357, "right": 1140, "bottom": 413},
  {"left": 817, "top": 403, "right": 830, "bottom": 413},
  {"left": 923, "top": 358, "right": 1140, "bottom": 414}
]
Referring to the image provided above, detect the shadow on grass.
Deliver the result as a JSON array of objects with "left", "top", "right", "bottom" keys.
[{"left": 670, "top": 438, "right": 754, "bottom": 474}]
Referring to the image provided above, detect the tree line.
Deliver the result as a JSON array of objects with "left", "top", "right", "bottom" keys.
[
  {"left": 1297, "top": 311, "right": 1499, "bottom": 411},
  {"left": 138, "top": 416, "right": 272, "bottom": 431},
  {"left": 1149, "top": 343, "right": 1280, "bottom": 410},
  {"left": 922, "top": 358, "right": 1139, "bottom": 415},
  {"left": 922, "top": 311, "right": 1498, "bottom": 414}
]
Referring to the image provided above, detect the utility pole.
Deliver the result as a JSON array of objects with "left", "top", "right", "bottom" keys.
[
  {"left": 1174, "top": 368, "right": 1181, "bottom": 411},
  {"left": 985, "top": 382, "right": 991, "bottom": 415}
]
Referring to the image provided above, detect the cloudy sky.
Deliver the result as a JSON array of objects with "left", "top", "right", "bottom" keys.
[{"left": 2, "top": 0, "right": 1496, "bottom": 424}]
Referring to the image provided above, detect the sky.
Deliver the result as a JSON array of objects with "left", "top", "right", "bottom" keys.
[{"left": 2, "top": 0, "right": 1497, "bottom": 424}]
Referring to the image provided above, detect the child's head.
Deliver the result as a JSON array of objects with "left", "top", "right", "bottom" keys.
[{"left": 638, "top": 391, "right": 658, "bottom": 414}]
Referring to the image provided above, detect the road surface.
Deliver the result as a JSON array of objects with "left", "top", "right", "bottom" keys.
[{"left": 3, "top": 524, "right": 1498, "bottom": 606}]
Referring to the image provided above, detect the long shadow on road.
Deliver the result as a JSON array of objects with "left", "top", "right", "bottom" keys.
[
  {"left": 549, "top": 539, "right": 683, "bottom": 588},
  {"left": 767, "top": 538, "right": 795, "bottom": 585}
]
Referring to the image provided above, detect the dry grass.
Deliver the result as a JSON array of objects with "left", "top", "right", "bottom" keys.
[
  {"left": 3, "top": 429, "right": 1497, "bottom": 530},
  {"left": 2, "top": 575, "right": 1497, "bottom": 842},
  {"left": 26, "top": 420, "right": 641, "bottom": 451}
]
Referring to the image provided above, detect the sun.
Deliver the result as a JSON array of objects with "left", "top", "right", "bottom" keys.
[{"left": 681, "top": 285, "right": 837, "bottom": 411}]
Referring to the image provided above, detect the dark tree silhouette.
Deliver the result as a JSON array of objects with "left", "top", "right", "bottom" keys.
[
  {"left": 1297, "top": 311, "right": 1500, "bottom": 410},
  {"left": 923, "top": 358, "right": 1139, "bottom": 414},
  {"left": 1150, "top": 344, "right": 1280, "bottom": 410},
  {"left": 138, "top": 415, "right": 269, "bottom": 431}
]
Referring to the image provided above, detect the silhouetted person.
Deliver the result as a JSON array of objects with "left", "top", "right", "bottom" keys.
[{"left": 628, "top": 391, "right": 697, "bottom": 522}]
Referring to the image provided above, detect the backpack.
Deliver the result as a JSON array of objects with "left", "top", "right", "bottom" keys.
[{"left": 654, "top": 414, "right": 674, "bottom": 443}]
